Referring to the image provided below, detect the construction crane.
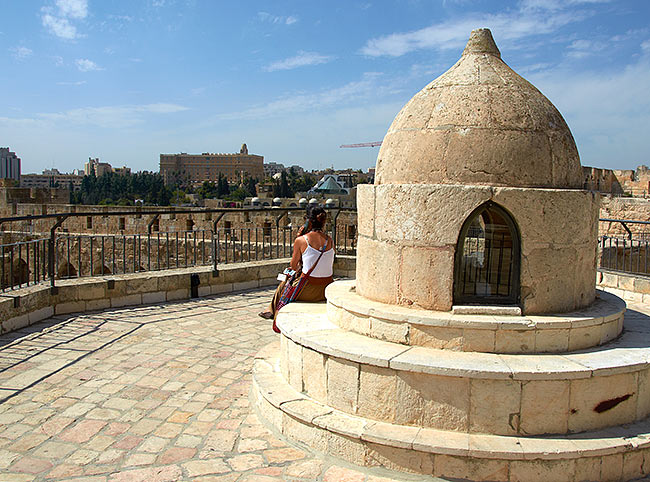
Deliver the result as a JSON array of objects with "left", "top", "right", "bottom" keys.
[{"left": 339, "top": 141, "right": 382, "bottom": 148}]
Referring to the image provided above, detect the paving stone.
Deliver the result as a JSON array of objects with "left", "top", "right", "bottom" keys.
[
  {"left": 58, "top": 420, "right": 107, "bottom": 443},
  {"left": 183, "top": 459, "right": 231, "bottom": 477},
  {"left": 323, "top": 465, "right": 367, "bottom": 482}
]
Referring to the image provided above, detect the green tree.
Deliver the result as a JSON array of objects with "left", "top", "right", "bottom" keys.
[
  {"left": 217, "top": 174, "right": 230, "bottom": 197},
  {"left": 198, "top": 181, "right": 219, "bottom": 199},
  {"left": 279, "top": 171, "right": 292, "bottom": 197},
  {"left": 226, "top": 187, "right": 249, "bottom": 202},
  {"left": 244, "top": 176, "right": 257, "bottom": 197}
]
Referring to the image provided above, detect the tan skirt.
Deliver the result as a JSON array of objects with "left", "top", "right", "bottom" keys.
[{"left": 268, "top": 276, "right": 333, "bottom": 321}]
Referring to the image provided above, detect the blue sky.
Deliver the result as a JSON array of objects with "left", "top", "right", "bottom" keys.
[{"left": 1, "top": 0, "right": 649, "bottom": 174}]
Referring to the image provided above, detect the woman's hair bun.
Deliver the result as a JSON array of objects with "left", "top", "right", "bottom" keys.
[{"left": 307, "top": 205, "right": 327, "bottom": 230}]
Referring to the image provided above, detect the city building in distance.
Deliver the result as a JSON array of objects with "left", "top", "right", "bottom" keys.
[
  {"left": 21, "top": 168, "right": 84, "bottom": 190},
  {"left": 160, "top": 143, "right": 264, "bottom": 186},
  {"left": 264, "top": 161, "right": 304, "bottom": 178},
  {"left": 85, "top": 157, "right": 131, "bottom": 177},
  {"left": 1, "top": 147, "right": 21, "bottom": 182}
]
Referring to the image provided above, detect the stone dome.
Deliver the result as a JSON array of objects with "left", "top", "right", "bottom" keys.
[{"left": 375, "top": 28, "right": 584, "bottom": 189}]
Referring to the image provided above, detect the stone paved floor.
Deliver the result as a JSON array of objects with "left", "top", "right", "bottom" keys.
[{"left": 0, "top": 287, "right": 435, "bottom": 482}]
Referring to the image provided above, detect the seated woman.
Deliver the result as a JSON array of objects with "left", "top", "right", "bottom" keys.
[{"left": 259, "top": 205, "right": 335, "bottom": 322}]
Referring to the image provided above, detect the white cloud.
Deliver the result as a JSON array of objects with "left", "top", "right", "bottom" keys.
[
  {"left": 53, "top": 55, "right": 64, "bottom": 66},
  {"left": 218, "top": 72, "right": 397, "bottom": 121},
  {"left": 642, "top": 40, "right": 650, "bottom": 53},
  {"left": 520, "top": 0, "right": 612, "bottom": 11},
  {"left": 257, "top": 12, "right": 299, "bottom": 26},
  {"left": 41, "top": 0, "right": 88, "bottom": 39},
  {"left": 264, "top": 51, "right": 335, "bottom": 72},
  {"left": 10, "top": 46, "right": 33, "bottom": 60},
  {"left": 42, "top": 13, "right": 78, "bottom": 39},
  {"left": 35, "top": 103, "right": 189, "bottom": 128},
  {"left": 566, "top": 39, "right": 607, "bottom": 59},
  {"left": 56, "top": 80, "right": 87, "bottom": 85},
  {"left": 75, "top": 58, "right": 102, "bottom": 72},
  {"left": 56, "top": 0, "right": 88, "bottom": 19},
  {"left": 360, "top": 0, "right": 601, "bottom": 57}
]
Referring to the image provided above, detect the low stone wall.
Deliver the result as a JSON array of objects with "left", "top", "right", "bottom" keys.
[
  {"left": 597, "top": 269, "right": 650, "bottom": 304},
  {"left": 0, "top": 255, "right": 357, "bottom": 335}
]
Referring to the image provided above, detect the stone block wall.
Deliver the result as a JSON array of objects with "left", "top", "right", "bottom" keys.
[
  {"left": 0, "top": 255, "right": 356, "bottom": 335},
  {"left": 357, "top": 184, "right": 599, "bottom": 315},
  {"left": 597, "top": 269, "right": 650, "bottom": 304}
]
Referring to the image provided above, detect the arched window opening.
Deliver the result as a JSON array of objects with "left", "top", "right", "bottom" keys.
[{"left": 454, "top": 202, "right": 520, "bottom": 305}]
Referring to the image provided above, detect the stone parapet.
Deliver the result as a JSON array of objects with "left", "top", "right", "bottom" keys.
[
  {"left": 0, "top": 256, "right": 355, "bottom": 335},
  {"left": 597, "top": 269, "right": 650, "bottom": 304}
]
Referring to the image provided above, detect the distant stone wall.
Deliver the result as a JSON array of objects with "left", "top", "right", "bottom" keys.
[
  {"left": 599, "top": 197, "right": 650, "bottom": 236},
  {"left": 0, "top": 203, "right": 357, "bottom": 239},
  {"left": 584, "top": 165, "right": 650, "bottom": 197}
]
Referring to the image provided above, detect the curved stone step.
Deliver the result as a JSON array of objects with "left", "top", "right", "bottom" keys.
[
  {"left": 253, "top": 341, "right": 650, "bottom": 482},
  {"left": 276, "top": 301, "right": 650, "bottom": 435},
  {"left": 325, "top": 280, "right": 626, "bottom": 353}
]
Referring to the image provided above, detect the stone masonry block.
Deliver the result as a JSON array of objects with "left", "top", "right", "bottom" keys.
[
  {"left": 356, "top": 237, "right": 399, "bottom": 305},
  {"left": 286, "top": 339, "right": 303, "bottom": 392},
  {"left": 111, "top": 294, "right": 142, "bottom": 308},
  {"left": 569, "top": 372, "right": 637, "bottom": 433},
  {"left": 520, "top": 380, "right": 569, "bottom": 435},
  {"left": 357, "top": 365, "right": 396, "bottom": 423},
  {"left": 302, "top": 347, "right": 327, "bottom": 402},
  {"left": 327, "top": 356, "right": 359, "bottom": 414},
  {"left": 399, "top": 246, "right": 454, "bottom": 311},
  {"left": 85, "top": 298, "right": 111, "bottom": 312},
  {"left": 356, "top": 184, "right": 376, "bottom": 238},
  {"left": 166, "top": 289, "right": 189, "bottom": 301},
  {"left": 470, "top": 379, "right": 521, "bottom": 435},
  {"left": 55, "top": 300, "right": 86, "bottom": 315}
]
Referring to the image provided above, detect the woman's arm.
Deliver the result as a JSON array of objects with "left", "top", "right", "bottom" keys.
[{"left": 290, "top": 236, "right": 306, "bottom": 271}]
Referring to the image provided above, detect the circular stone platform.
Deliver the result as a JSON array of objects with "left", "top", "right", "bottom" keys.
[
  {"left": 266, "top": 292, "right": 646, "bottom": 436},
  {"left": 327, "top": 280, "right": 625, "bottom": 353},
  {"left": 253, "top": 335, "right": 650, "bottom": 481}
]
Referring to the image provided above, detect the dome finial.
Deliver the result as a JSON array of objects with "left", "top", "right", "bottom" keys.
[{"left": 462, "top": 28, "right": 500, "bottom": 58}]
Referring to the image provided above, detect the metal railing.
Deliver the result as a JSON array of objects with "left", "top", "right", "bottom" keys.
[
  {"left": 599, "top": 218, "right": 650, "bottom": 276},
  {"left": 2, "top": 211, "right": 650, "bottom": 293},
  {"left": 0, "top": 207, "right": 358, "bottom": 292}
]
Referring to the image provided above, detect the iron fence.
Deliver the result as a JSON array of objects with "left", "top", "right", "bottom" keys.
[
  {"left": 2, "top": 211, "right": 650, "bottom": 293},
  {"left": 599, "top": 218, "right": 650, "bottom": 276},
  {"left": 0, "top": 207, "right": 357, "bottom": 292}
]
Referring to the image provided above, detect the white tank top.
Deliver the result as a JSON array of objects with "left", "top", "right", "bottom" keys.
[{"left": 301, "top": 236, "right": 335, "bottom": 277}]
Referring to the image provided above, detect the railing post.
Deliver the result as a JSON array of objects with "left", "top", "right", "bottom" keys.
[
  {"left": 275, "top": 212, "right": 287, "bottom": 259},
  {"left": 212, "top": 213, "right": 225, "bottom": 274},
  {"left": 332, "top": 210, "right": 341, "bottom": 251},
  {"left": 147, "top": 214, "right": 160, "bottom": 235},
  {"left": 49, "top": 215, "right": 69, "bottom": 289}
]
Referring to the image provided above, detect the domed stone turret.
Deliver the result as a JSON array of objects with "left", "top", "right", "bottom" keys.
[
  {"left": 356, "top": 28, "right": 598, "bottom": 314},
  {"left": 376, "top": 28, "right": 583, "bottom": 189}
]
